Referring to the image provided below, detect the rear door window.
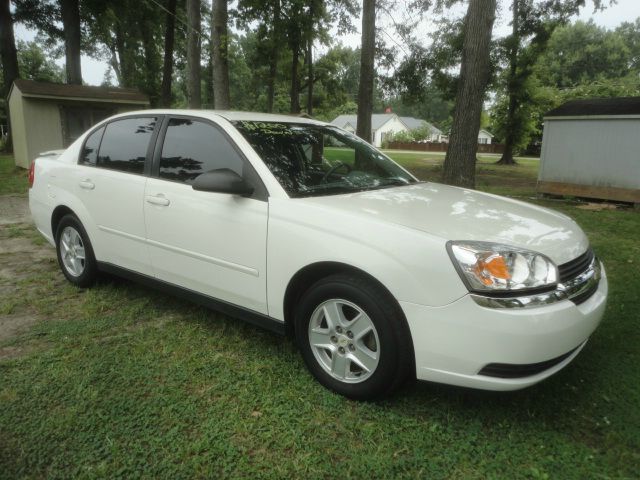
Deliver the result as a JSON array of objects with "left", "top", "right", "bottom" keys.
[
  {"left": 96, "top": 117, "right": 157, "bottom": 175},
  {"left": 158, "top": 118, "right": 244, "bottom": 184}
]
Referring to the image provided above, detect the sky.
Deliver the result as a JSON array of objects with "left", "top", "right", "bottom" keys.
[{"left": 13, "top": 0, "right": 640, "bottom": 87}]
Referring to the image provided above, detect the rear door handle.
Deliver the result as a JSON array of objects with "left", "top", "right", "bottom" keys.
[
  {"left": 145, "top": 194, "right": 170, "bottom": 206},
  {"left": 79, "top": 179, "right": 95, "bottom": 190}
]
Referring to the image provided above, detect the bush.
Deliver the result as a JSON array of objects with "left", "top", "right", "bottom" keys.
[{"left": 389, "top": 130, "right": 415, "bottom": 143}]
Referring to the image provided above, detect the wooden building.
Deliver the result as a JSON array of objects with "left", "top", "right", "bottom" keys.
[{"left": 7, "top": 79, "right": 149, "bottom": 168}]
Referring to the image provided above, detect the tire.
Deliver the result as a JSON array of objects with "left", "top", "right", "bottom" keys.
[
  {"left": 55, "top": 214, "right": 98, "bottom": 288},
  {"left": 295, "top": 273, "right": 414, "bottom": 400}
]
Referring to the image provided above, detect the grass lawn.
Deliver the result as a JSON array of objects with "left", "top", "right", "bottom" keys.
[
  {"left": 1, "top": 152, "right": 639, "bottom": 478},
  {"left": 0, "top": 153, "right": 27, "bottom": 195}
]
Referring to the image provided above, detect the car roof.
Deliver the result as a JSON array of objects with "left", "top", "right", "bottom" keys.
[{"left": 112, "top": 109, "right": 328, "bottom": 126}]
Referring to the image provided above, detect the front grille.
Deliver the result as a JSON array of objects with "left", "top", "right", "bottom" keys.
[
  {"left": 478, "top": 346, "right": 580, "bottom": 379},
  {"left": 571, "top": 281, "right": 599, "bottom": 305},
  {"left": 558, "top": 248, "right": 594, "bottom": 283}
]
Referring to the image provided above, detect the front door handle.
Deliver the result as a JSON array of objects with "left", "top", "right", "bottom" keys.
[
  {"left": 145, "top": 194, "right": 170, "bottom": 206},
  {"left": 79, "top": 179, "right": 95, "bottom": 190}
]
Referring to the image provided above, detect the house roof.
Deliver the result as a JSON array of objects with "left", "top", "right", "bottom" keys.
[
  {"left": 399, "top": 116, "right": 442, "bottom": 134},
  {"left": 479, "top": 129, "right": 494, "bottom": 137},
  {"left": 545, "top": 97, "right": 640, "bottom": 117},
  {"left": 9, "top": 79, "right": 149, "bottom": 104},
  {"left": 331, "top": 113, "right": 398, "bottom": 131}
]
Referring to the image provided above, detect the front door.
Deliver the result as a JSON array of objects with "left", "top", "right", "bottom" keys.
[{"left": 143, "top": 117, "right": 269, "bottom": 314}]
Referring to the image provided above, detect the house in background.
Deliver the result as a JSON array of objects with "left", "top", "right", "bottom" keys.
[
  {"left": 8, "top": 79, "right": 149, "bottom": 168},
  {"left": 331, "top": 113, "right": 409, "bottom": 147},
  {"left": 478, "top": 129, "right": 494, "bottom": 144},
  {"left": 538, "top": 97, "right": 640, "bottom": 203},
  {"left": 331, "top": 112, "right": 490, "bottom": 146}
]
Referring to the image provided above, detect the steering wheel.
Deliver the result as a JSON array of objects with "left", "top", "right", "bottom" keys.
[{"left": 321, "top": 161, "right": 352, "bottom": 184}]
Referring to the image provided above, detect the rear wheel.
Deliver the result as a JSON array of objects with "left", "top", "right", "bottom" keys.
[
  {"left": 55, "top": 214, "right": 98, "bottom": 288},
  {"left": 295, "top": 273, "right": 413, "bottom": 400}
]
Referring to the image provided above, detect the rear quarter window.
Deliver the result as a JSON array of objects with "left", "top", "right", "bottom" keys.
[{"left": 80, "top": 126, "right": 105, "bottom": 166}]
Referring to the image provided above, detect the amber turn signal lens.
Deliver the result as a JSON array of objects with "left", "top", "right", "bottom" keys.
[{"left": 475, "top": 255, "right": 511, "bottom": 285}]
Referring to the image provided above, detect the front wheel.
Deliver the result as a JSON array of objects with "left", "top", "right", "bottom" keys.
[
  {"left": 295, "top": 273, "right": 413, "bottom": 400},
  {"left": 55, "top": 214, "right": 98, "bottom": 288}
]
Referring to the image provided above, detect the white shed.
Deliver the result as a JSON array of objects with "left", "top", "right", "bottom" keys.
[
  {"left": 8, "top": 79, "right": 149, "bottom": 168},
  {"left": 538, "top": 97, "right": 640, "bottom": 203}
]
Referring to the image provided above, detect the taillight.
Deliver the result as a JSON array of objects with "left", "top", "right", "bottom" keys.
[{"left": 28, "top": 161, "right": 35, "bottom": 188}]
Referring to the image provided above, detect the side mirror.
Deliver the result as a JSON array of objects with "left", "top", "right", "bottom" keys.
[{"left": 192, "top": 169, "right": 254, "bottom": 196}]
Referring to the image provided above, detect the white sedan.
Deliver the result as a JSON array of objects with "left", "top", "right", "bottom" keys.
[{"left": 28, "top": 111, "right": 607, "bottom": 399}]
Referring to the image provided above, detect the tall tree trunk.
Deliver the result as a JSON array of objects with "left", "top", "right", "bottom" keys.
[
  {"left": 60, "top": 0, "right": 82, "bottom": 84},
  {"left": 141, "top": 11, "right": 161, "bottom": 106},
  {"left": 186, "top": 0, "right": 201, "bottom": 108},
  {"left": 205, "top": 47, "right": 213, "bottom": 106},
  {"left": 160, "top": 0, "right": 177, "bottom": 107},
  {"left": 356, "top": 0, "right": 375, "bottom": 144},
  {"left": 267, "top": 52, "right": 277, "bottom": 112},
  {"left": 0, "top": 0, "right": 19, "bottom": 99},
  {"left": 266, "top": 1, "right": 280, "bottom": 113},
  {"left": 114, "top": 24, "right": 133, "bottom": 87},
  {"left": 211, "top": 0, "right": 230, "bottom": 109},
  {"left": 289, "top": 34, "right": 301, "bottom": 113},
  {"left": 442, "top": 0, "right": 497, "bottom": 188},
  {"left": 306, "top": 36, "right": 313, "bottom": 115},
  {"left": 107, "top": 44, "right": 122, "bottom": 85},
  {"left": 497, "top": 0, "right": 520, "bottom": 165}
]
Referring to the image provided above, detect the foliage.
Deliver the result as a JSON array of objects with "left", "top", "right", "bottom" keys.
[
  {"left": 536, "top": 20, "right": 633, "bottom": 89},
  {"left": 389, "top": 130, "right": 415, "bottom": 143},
  {"left": 16, "top": 40, "right": 64, "bottom": 83}
]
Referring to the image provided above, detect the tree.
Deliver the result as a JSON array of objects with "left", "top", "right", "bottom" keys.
[
  {"left": 356, "top": 0, "right": 375, "bottom": 143},
  {"left": 0, "top": 0, "right": 19, "bottom": 98},
  {"left": 12, "top": 0, "right": 82, "bottom": 84},
  {"left": 236, "top": 0, "right": 284, "bottom": 112},
  {"left": 160, "top": 0, "right": 177, "bottom": 107},
  {"left": 17, "top": 40, "right": 64, "bottom": 82},
  {"left": 536, "top": 20, "right": 631, "bottom": 88},
  {"left": 286, "top": 0, "right": 304, "bottom": 113},
  {"left": 496, "top": 1, "right": 608, "bottom": 165},
  {"left": 60, "top": 0, "right": 82, "bottom": 84},
  {"left": 442, "top": 0, "right": 497, "bottom": 188},
  {"left": 211, "top": 0, "right": 230, "bottom": 108},
  {"left": 186, "top": 0, "right": 201, "bottom": 108}
]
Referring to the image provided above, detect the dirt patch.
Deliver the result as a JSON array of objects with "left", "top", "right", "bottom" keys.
[
  {"left": 576, "top": 202, "right": 621, "bottom": 211},
  {"left": 0, "top": 194, "right": 56, "bottom": 358},
  {"left": 0, "top": 194, "right": 31, "bottom": 225},
  {"left": 0, "top": 314, "right": 39, "bottom": 343}
]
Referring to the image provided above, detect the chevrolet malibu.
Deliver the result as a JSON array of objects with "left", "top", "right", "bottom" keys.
[{"left": 28, "top": 111, "right": 607, "bottom": 399}]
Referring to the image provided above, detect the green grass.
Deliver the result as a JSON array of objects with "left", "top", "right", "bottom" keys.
[
  {"left": 384, "top": 150, "right": 541, "bottom": 197},
  {"left": 0, "top": 154, "right": 28, "bottom": 195},
  {"left": 1, "top": 153, "right": 639, "bottom": 478}
]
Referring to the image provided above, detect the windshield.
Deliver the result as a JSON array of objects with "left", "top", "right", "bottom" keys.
[{"left": 232, "top": 121, "right": 418, "bottom": 197}]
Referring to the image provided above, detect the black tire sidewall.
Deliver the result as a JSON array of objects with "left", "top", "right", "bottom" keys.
[
  {"left": 295, "top": 275, "right": 409, "bottom": 400},
  {"left": 55, "top": 214, "right": 98, "bottom": 288}
]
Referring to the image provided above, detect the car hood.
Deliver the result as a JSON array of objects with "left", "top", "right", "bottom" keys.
[{"left": 297, "top": 182, "right": 589, "bottom": 265}]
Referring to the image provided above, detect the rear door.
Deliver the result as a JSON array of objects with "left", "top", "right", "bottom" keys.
[
  {"left": 76, "top": 116, "right": 160, "bottom": 275},
  {"left": 143, "top": 116, "right": 269, "bottom": 314}
]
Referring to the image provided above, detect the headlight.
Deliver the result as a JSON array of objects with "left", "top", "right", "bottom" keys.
[{"left": 447, "top": 241, "right": 558, "bottom": 292}]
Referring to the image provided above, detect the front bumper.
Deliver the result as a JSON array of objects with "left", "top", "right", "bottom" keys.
[{"left": 401, "top": 263, "right": 608, "bottom": 391}]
